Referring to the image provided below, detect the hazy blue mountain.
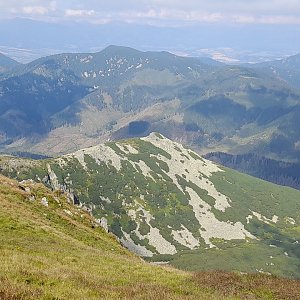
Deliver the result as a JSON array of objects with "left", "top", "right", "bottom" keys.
[
  {"left": 0, "top": 53, "right": 21, "bottom": 73},
  {"left": 250, "top": 53, "right": 300, "bottom": 89},
  {"left": 1, "top": 45, "right": 300, "bottom": 164},
  {"left": 0, "top": 45, "right": 222, "bottom": 142},
  {"left": 1, "top": 18, "right": 300, "bottom": 63},
  {"left": 1, "top": 133, "right": 300, "bottom": 278}
]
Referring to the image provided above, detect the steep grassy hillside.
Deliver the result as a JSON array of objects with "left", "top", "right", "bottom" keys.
[
  {"left": 0, "top": 174, "right": 211, "bottom": 299},
  {"left": 2, "top": 174, "right": 300, "bottom": 299},
  {"left": 1, "top": 133, "right": 299, "bottom": 279}
]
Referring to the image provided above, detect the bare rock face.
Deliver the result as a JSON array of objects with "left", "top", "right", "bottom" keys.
[
  {"left": 46, "top": 164, "right": 61, "bottom": 191},
  {"left": 28, "top": 195, "right": 35, "bottom": 201},
  {"left": 97, "top": 217, "right": 109, "bottom": 232},
  {"left": 40, "top": 197, "right": 48, "bottom": 207}
]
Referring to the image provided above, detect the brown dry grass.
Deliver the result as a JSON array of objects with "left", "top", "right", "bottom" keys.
[
  {"left": 0, "top": 277, "right": 42, "bottom": 300},
  {"left": 193, "top": 271, "right": 300, "bottom": 300}
]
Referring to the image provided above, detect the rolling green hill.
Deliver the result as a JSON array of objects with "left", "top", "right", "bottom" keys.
[{"left": 1, "top": 133, "right": 299, "bottom": 279}]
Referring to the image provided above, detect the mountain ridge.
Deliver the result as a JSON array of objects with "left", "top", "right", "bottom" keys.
[
  {"left": 1, "top": 133, "right": 299, "bottom": 277},
  {"left": 250, "top": 52, "right": 300, "bottom": 89},
  {"left": 1, "top": 45, "right": 300, "bottom": 164},
  {"left": 0, "top": 52, "right": 21, "bottom": 73}
]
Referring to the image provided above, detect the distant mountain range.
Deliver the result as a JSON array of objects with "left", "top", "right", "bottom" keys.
[
  {"left": 1, "top": 133, "right": 299, "bottom": 277},
  {"left": 1, "top": 18, "right": 300, "bottom": 64},
  {"left": 1, "top": 45, "right": 300, "bottom": 167}
]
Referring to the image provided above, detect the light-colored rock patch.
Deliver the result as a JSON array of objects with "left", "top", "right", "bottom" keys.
[
  {"left": 64, "top": 150, "right": 87, "bottom": 169},
  {"left": 40, "top": 197, "right": 49, "bottom": 207},
  {"left": 252, "top": 211, "right": 269, "bottom": 224},
  {"left": 57, "top": 157, "right": 68, "bottom": 168},
  {"left": 99, "top": 217, "right": 109, "bottom": 232},
  {"left": 63, "top": 209, "right": 73, "bottom": 217},
  {"left": 246, "top": 215, "right": 253, "bottom": 224},
  {"left": 133, "top": 161, "right": 154, "bottom": 179},
  {"left": 120, "top": 231, "right": 153, "bottom": 257},
  {"left": 100, "top": 196, "right": 111, "bottom": 204},
  {"left": 126, "top": 204, "right": 177, "bottom": 256},
  {"left": 171, "top": 225, "right": 200, "bottom": 249},
  {"left": 187, "top": 188, "right": 255, "bottom": 247},
  {"left": 47, "top": 164, "right": 60, "bottom": 190},
  {"left": 147, "top": 227, "right": 177, "bottom": 255},
  {"left": 63, "top": 144, "right": 122, "bottom": 171},
  {"left": 116, "top": 143, "right": 139, "bottom": 154},
  {"left": 128, "top": 209, "right": 137, "bottom": 220},
  {"left": 142, "top": 133, "right": 230, "bottom": 212},
  {"left": 137, "top": 208, "right": 177, "bottom": 255},
  {"left": 286, "top": 217, "right": 296, "bottom": 225},
  {"left": 252, "top": 211, "right": 279, "bottom": 224},
  {"left": 144, "top": 133, "right": 221, "bottom": 175}
]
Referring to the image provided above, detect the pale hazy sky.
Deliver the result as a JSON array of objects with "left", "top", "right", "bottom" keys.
[{"left": 1, "top": 0, "right": 300, "bottom": 25}]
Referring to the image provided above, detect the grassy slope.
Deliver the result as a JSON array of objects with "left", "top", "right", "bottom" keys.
[
  {"left": 0, "top": 175, "right": 208, "bottom": 300},
  {"left": 1, "top": 174, "right": 300, "bottom": 299}
]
